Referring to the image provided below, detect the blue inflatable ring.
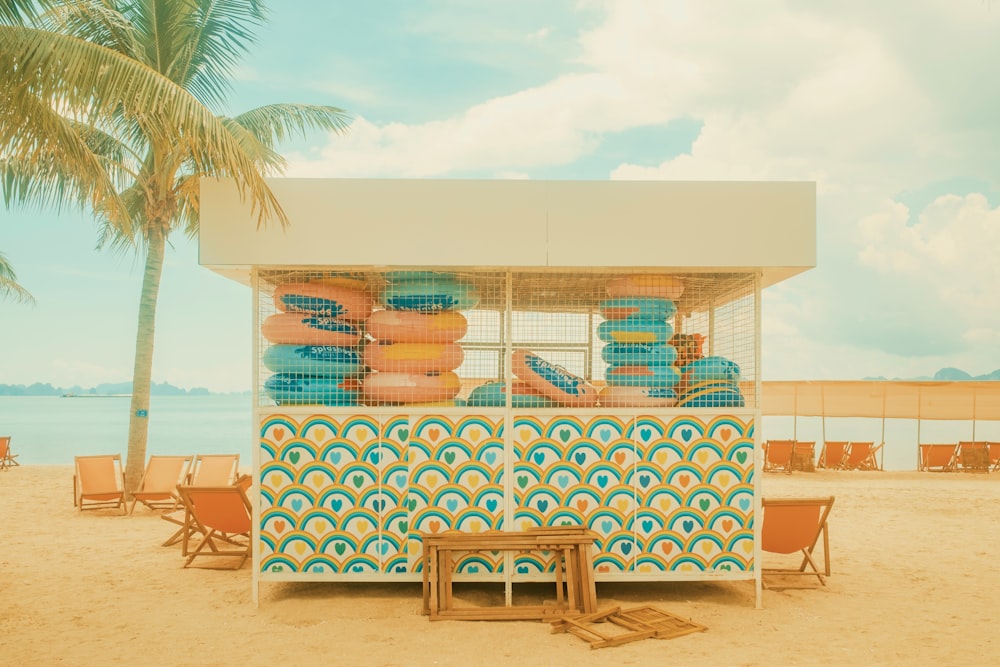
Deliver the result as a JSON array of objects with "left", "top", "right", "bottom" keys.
[
  {"left": 602, "top": 343, "right": 678, "bottom": 367},
  {"left": 683, "top": 356, "right": 741, "bottom": 383},
  {"left": 381, "top": 279, "right": 480, "bottom": 312},
  {"left": 605, "top": 364, "right": 682, "bottom": 388},
  {"left": 597, "top": 318, "right": 673, "bottom": 344},
  {"left": 466, "top": 381, "right": 557, "bottom": 408},
  {"left": 262, "top": 344, "right": 363, "bottom": 377},
  {"left": 599, "top": 297, "right": 676, "bottom": 321},
  {"left": 264, "top": 374, "right": 361, "bottom": 406}
]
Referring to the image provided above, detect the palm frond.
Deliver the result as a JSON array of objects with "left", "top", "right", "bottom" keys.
[
  {"left": 36, "top": 0, "right": 144, "bottom": 58},
  {"left": 0, "top": 0, "right": 58, "bottom": 26},
  {"left": 231, "top": 103, "right": 352, "bottom": 151},
  {"left": 1, "top": 24, "right": 287, "bottom": 228},
  {"left": 0, "top": 251, "right": 35, "bottom": 304},
  {"left": 1, "top": 85, "right": 132, "bottom": 228},
  {"left": 167, "top": 0, "right": 267, "bottom": 106}
]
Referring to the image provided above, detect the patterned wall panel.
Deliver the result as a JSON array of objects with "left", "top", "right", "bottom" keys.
[
  {"left": 406, "top": 414, "right": 505, "bottom": 574},
  {"left": 259, "top": 412, "right": 754, "bottom": 579},
  {"left": 260, "top": 414, "right": 382, "bottom": 574}
]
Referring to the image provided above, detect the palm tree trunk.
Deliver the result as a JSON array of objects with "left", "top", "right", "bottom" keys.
[{"left": 124, "top": 226, "right": 166, "bottom": 497}]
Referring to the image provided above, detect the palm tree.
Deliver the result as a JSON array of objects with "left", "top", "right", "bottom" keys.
[{"left": 1, "top": 1, "right": 351, "bottom": 493}]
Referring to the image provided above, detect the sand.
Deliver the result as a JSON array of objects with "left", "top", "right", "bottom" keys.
[{"left": 1, "top": 466, "right": 997, "bottom": 666}]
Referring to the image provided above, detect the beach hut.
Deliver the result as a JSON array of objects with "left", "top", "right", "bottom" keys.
[{"left": 199, "top": 178, "right": 816, "bottom": 606}]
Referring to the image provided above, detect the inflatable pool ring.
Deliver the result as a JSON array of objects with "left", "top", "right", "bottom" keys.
[
  {"left": 601, "top": 343, "right": 678, "bottom": 367},
  {"left": 262, "top": 345, "right": 363, "bottom": 377},
  {"left": 363, "top": 371, "right": 462, "bottom": 404},
  {"left": 261, "top": 313, "right": 361, "bottom": 346},
  {"left": 677, "top": 380, "right": 745, "bottom": 408},
  {"left": 363, "top": 342, "right": 464, "bottom": 374},
  {"left": 605, "top": 364, "right": 682, "bottom": 388},
  {"left": 599, "top": 385, "right": 677, "bottom": 408},
  {"left": 607, "top": 274, "right": 684, "bottom": 299},
  {"left": 599, "top": 297, "right": 677, "bottom": 321},
  {"left": 466, "top": 381, "right": 557, "bottom": 408},
  {"left": 273, "top": 282, "right": 373, "bottom": 321},
  {"left": 264, "top": 374, "right": 361, "bottom": 406},
  {"left": 683, "top": 356, "right": 741, "bottom": 383},
  {"left": 671, "top": 333, "right": 706, "bottom": 367},
  {"left": 366, "top": 310, "right": 468, "bottom": 344},
  {"left": 597, "top": 318, "right": 673, "bottom": 344},
  {"left": 383, "top": 270, "right": 458, "bottom": 284},
  {"left": 511, "top": 349, "right": 598, "bottom": 408},
  {"left": 381, "top": 279, "right": 480, "bottom": 312},
  {"left": 309, "top": 273, "right": 369, "bottom": 290}
]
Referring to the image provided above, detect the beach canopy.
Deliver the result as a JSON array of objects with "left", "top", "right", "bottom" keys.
[{"left": 761, "top": 381, "right": 1000, "bottom": 421}]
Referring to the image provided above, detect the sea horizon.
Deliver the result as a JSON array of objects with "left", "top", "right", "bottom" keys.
[{"left": 3, "top": 394, "right": 997, "bottom": 471}]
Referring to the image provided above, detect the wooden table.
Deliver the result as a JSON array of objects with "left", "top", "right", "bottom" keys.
[{"left": 421, "top": 527, "right": 599, "bottom": 621}]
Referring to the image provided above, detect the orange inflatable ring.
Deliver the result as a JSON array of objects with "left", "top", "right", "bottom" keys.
[
  {"left": 511, "top": 349, "right": 597, "bottom": 408},
  {"left": 363, "top": 371, "right": 461, "bottom": 405},
  {"left": 272, "top": 282, "right": 373, "bottom": 322},
  {"left": 366, "top": 310, "right": 468, "bottom": 343},
  {"left": 606, "top": 274, "right": 684, "bottom": 300},
  {"left": 363, "top": 343, "right": 464, "bottom": 374},
  {"left": 261, "top": 312, "right": 361, "bottom": 346}
]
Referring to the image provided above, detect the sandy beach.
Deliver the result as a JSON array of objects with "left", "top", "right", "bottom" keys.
[{"left": 2, "top": 466, "right": 997, "bottom": 666}]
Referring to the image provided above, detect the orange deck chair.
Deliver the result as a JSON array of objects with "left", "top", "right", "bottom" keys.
[
  {"left": 129, "top": 455, "right": 193, "bottom": 514},
  {"left": 989, "top": 442, "right": 1000, "bottom": 472},
  {"left": 761, "top": 496, "right": 835, "bottom": 588},
  {"left": 189, "top": 453, "right": 240, "bottom": 486},
  {"left": 816, "top": 441, "right": 849, "bottom": 469},
  {"left": 163, "top": 454, "right": 240, "bottom": 548},
  {"left": 957, "top": 441, "right": 990, "bottom": 473},
  {"left": 177, "top": 485, "right": 252, "bottom": 569},
  {"left": 844, "top": 441, "right": 882, "bottom": 470},
  {"left": 0, "top": 436, "right": 19, "bottom": 470},
  {"left": 763, "top": 440, "right": 796, "bottom": 473},
  {"left": 919, "top": 443, "right": 959, "bottom": 472},
  {"left": 73, "top": 454, "right": 126, "bottom": 513}
]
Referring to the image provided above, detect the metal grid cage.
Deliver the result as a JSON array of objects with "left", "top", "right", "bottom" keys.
[{"left": 254, "top": 269, "right": 757, "bottom": 410}]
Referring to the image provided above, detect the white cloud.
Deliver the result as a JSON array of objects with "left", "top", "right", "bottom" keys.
[{"left": 279, "top": 1, "right": 1000, "bottom": 378}]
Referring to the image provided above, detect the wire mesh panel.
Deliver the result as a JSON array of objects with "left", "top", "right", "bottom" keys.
[{"left": 255, "top": 268, "right": 757, "bottom": 410}]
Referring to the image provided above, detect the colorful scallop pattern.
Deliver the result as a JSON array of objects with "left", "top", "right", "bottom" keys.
[{"left": 259, "top": 412, "right": 754, "bottom": 577}]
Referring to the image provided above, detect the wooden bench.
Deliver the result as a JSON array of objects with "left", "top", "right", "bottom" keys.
[{"left": 421, "top": 526, "right": 598, "bottom": 621}]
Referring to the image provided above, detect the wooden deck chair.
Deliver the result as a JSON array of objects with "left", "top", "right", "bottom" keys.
[
  {"left": 989, "top": 443, "right": 1000, "bottom": 472},
  {"left": 162, "top": 455, "right": 241, "bottom": 549},
  {"left": 761, "top": 496, "right": 835, "bottom": 588},
  {"left": 189, "top": 453, "right": 240, "bottom": 486},
  {"left": 763, "top": 440, "right": 795, "bottom": 473},
  {"left": 177, "top": 485, "right": 252, "bottom": 569},
  {"left": 0, "top": 436, "right": 19, "bottom": 470},
  {"left": 919, "top": 444, "right": 959, "bottom": 472},
  {"left": 73, "top": 454, "right": 126, "bottom": 513},
  {"left": 816, "top": 441, "right": 849, "bottom": 469},
  {"left": 844, "top": 441, "right": 881, "bottom": 470},
  {"left": 791, "top": 441, "right": 816, "bottom": 472},
  {"left": 957, "top": 442, "right": 990, "bottom": 473},
  {"left": 128, "top": 455, "right": 193, "bottom": 514}
]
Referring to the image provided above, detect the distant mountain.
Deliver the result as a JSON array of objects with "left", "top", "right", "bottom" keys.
[
  {"left": 0, "top": 381, "right": 232, "bottom": 396},
  {"left": 863, "top": 368, "right": 1000, "bottom": 381}
]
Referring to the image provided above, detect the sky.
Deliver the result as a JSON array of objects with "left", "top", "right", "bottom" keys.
[{"left": 1, "top": 0, "right": 999, "bottom": 393}]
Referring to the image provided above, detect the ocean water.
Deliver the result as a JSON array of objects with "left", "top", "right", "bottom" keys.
[
  {"left": 2, "top": 395, "right": 994, "bottom": 471},
  {"left": 0, "top": 395, "right": 253, "bottom": 465}
]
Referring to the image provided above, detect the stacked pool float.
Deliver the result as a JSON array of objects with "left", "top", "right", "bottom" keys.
[
  {"left": 675, "top": 355, "right": 746, "bottom": 408},
  {"left": 261, "top": 276, "right": 373, "bottom": 406},
  {"left": 362, "top": 272, "right": 475, "bottom": 405},
  {"left": 597, "top": 275, "right": 685, "bottom": 407}
]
